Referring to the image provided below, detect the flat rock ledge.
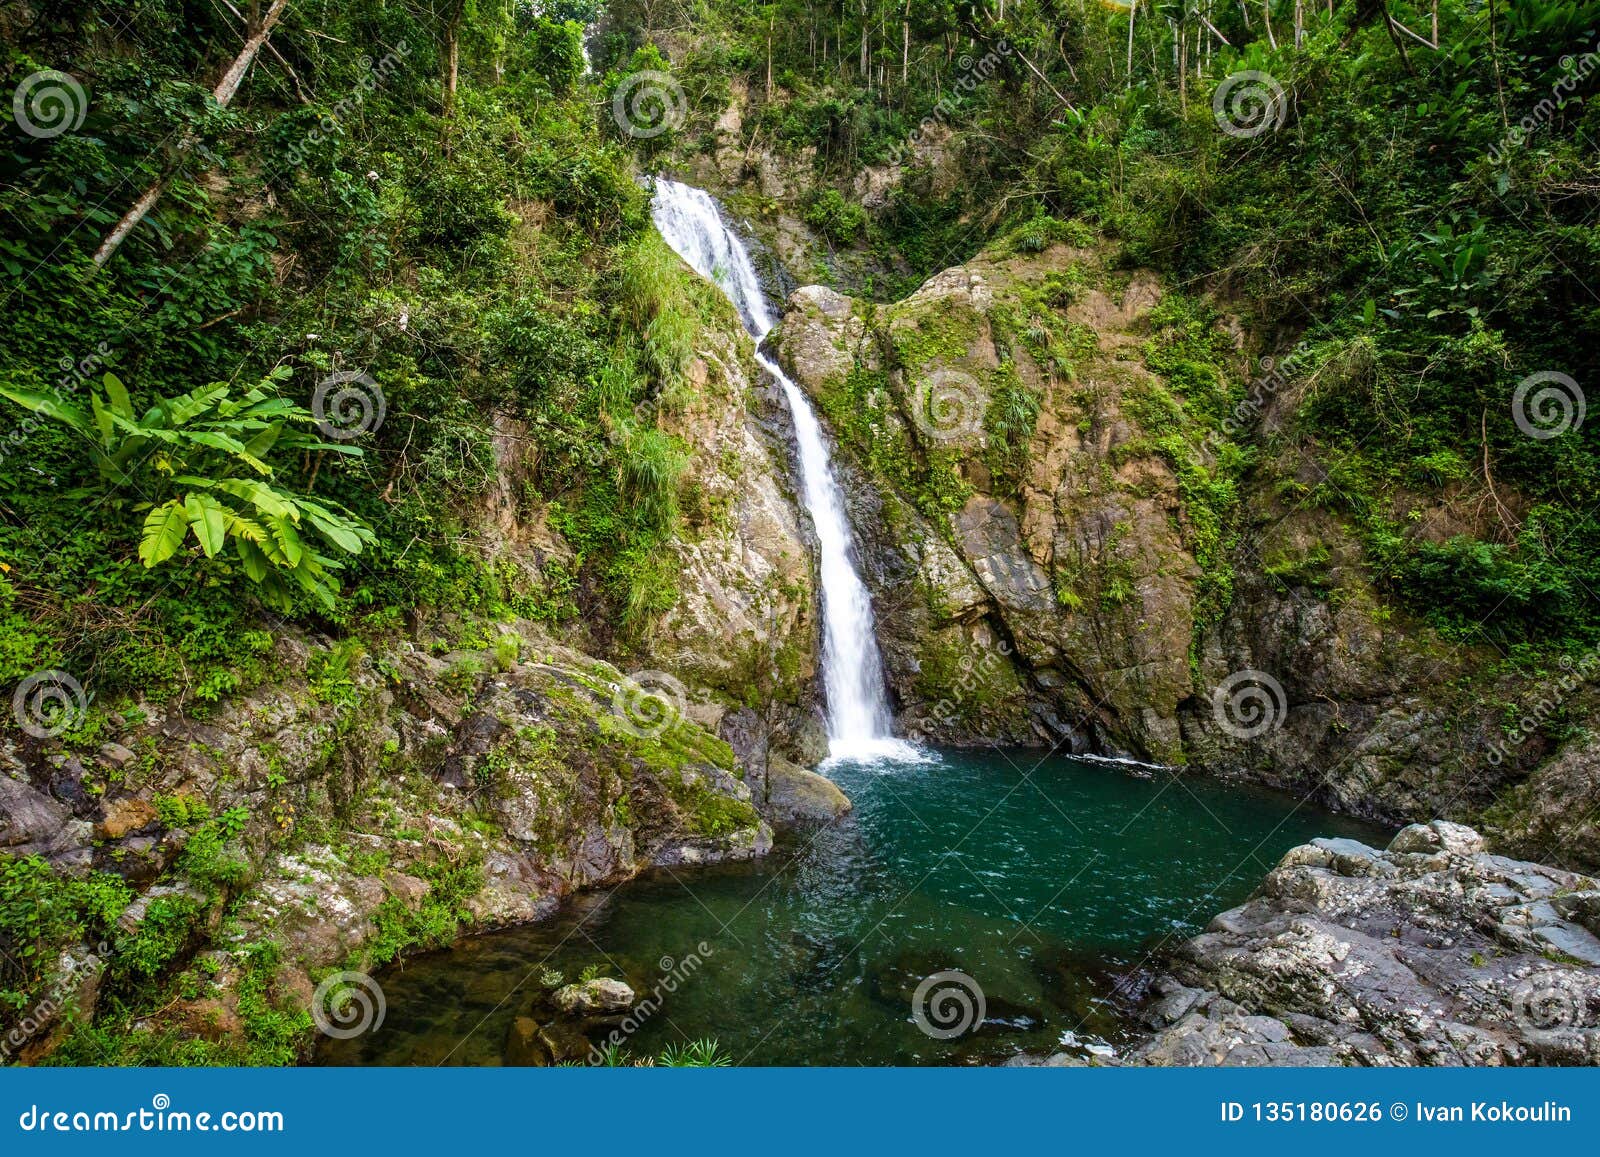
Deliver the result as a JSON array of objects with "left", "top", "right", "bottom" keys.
[{"left": 1017, "top": 821, "right": 1600, "bottom": 1067}]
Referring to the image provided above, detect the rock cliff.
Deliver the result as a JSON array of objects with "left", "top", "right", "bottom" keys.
[{"left": 769, "top": 237, "right": 1600, "bottom": 870}]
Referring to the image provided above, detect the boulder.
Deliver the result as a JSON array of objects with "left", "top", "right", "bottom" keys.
[
  {"left": 97, "top": 796, "right": 157, "bottom": 840},
  {"left": 504, "top": 1017, "right": 551, "bottom": 1066},
  {"left": 761, "top": 758, "right": 852, "bottom": 827},
  {"left": 1043, "top": 824, "right": 1600, "bottom": 1067},
  {"left": 0, "top": 773, "right": 90, "bottom": 867},
  {"left": 551, "top": 978, "right": 636, "bottom": 1017}
]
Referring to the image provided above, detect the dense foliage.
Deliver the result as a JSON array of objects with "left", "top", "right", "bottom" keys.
[
  {"left": 607, "top": 0, "right": 1600, "bottom": 651},
  {"left": 0, "top": 0, "right": 716, "bottom": 710}
]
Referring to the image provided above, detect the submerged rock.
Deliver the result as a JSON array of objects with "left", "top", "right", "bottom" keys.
[{"left": 504, "top": 1017, "right": 550, "bottom": 1067}]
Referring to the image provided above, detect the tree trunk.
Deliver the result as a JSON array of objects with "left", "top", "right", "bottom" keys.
[
  {"left": 1126, "top": 0, "right": 1137, "bottom": 87},
  {"left": 92, "top": 0, "right": 288, "bottom": 269},
  {"left": 443, "top": 0, "right": 465, "bottom": 118}
]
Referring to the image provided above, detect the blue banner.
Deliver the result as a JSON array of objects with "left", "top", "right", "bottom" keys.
[{"left": 2, "top": 1067, "right": 1595, "bottom": 1155}]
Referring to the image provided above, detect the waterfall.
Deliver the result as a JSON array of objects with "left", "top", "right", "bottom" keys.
[{"left": 650, "top": 179, "right": 918, "bottom": 762}]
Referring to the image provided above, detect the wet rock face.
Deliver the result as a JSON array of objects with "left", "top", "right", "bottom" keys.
[
  {"left": 772, "top": 247, "right": 1210, "bottom": 763},
  {"left": 1039, "top": 822, "right": 1600, "bottom": 1067},
  {"left": 0, "top": 773, "right": 90, "bottom": 869},
  {"left": 649, "top": 332, "right": 818, "bottom": 720},
  {"left": 768, "top": 235, "right": 1600, "bottom": 864}
]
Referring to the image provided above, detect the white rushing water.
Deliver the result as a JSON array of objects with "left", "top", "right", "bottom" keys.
[{"left": 650, "top": 179, "right": 918, "bottom": 762}]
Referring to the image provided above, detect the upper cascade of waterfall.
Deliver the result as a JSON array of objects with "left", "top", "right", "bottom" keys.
[
  {"left": 650, "top": 178, "right": 921, "bottom": 764},
  {"left": 649, "top": 179, "right": 780, "bottom": 338}
]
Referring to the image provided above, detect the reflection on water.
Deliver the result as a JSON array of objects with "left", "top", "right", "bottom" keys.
[{"left": 319, "top": 750, "right": 1390, "bottom": 1067}]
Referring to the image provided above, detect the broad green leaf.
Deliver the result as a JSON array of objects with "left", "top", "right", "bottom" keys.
[
  {"left": 242, "top": 422, "right": 284, "bottom": 460},
  {"left": 185, "top": 430, "right": 250, "bottom": 455},
  {"left": 0, "top": 385, "right": 91, "bottom": 434},
  {"left": 303, "top": 511, "right": 365, "bottom": 554},
  {"left": 156, "top": 383, "right": 229, "bottom": 429},
  {"left": 235, "top": 536, "right": 272, "bottom": 583},
  {"left": 139, "top": 500, "right": 189, "bottom": 567},
  {"left": 90, "top": 393, "right": 116, "bottom": 442},
  {"left": 184, "top": 493, "right": 227, "bottom": 558},
  {"left": 269, "top": 514, "right": 304, "bottom": 567},
  {"left": 102, "top": 373, "right": 134, "bottom": 419},
  {"left": 212, "top": 478, "right": 295, "bottom": 520}
]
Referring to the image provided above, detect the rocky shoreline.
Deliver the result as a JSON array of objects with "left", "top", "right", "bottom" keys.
[{"left": 1016, "top": 821, "right": 1600, "bottom": 1067}]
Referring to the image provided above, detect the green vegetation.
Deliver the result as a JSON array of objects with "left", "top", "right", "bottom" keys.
[
  {"left": 0, "top": 0, "right": 698, "bottom": 722},
  {"left": 363, "top": 860, "right": 485, "bottom": 969},
  {"left": 1, "top": 369, "right": 375, "bottom": 611},
  {"left": 6, "top": 0, "right": 1600, "bottom": 1069}
]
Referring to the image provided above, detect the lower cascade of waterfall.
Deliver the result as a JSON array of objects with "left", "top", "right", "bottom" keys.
[{"left": 649, "top": 178, "right": 918, "bottom": 763}]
